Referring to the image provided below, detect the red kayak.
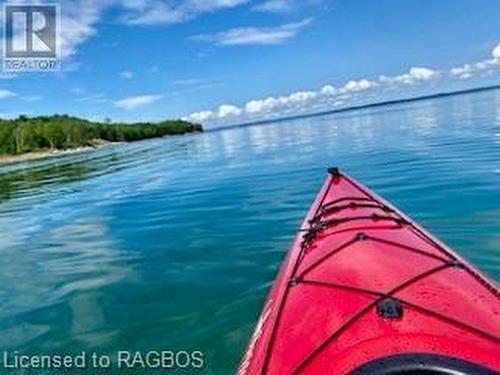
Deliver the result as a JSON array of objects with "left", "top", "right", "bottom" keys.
[{"left": 239, "top": 168, "right": 500, "bottom": 375}]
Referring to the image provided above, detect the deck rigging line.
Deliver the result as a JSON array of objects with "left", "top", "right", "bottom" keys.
[{"left": 259, "top": 169, "right": 499, "bottom": 374}]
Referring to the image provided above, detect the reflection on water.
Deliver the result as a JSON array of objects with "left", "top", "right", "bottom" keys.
[
  {"left": 0, "top": 162, "right": 89, "bottom": 202},
  {"left": 0, "top": 216, "right": 135, "bottom": 349},
  {"left": 0, "top": 89, "right": 499, "bottom": 373}
]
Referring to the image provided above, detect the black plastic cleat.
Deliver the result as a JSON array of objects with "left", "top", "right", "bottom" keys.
[
  {"left": 377, "top": 298, "right": 403, "bottom": 319},
  {"left": 327, "top": 167, "right": 340, "bottom": 176},
  {"left": 448, "top": 259, "right": 465, "bottom": 269},
  {"left": 356, "top": 232, "right": 369, "bottom": 241}
]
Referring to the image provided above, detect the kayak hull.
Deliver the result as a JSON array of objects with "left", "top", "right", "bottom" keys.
[{"left": 239, "top": 169, "right": 500, "bottom": 375}]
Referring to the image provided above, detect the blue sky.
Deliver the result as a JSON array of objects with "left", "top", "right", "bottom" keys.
[{"left": 0, "top": 0, "right": 499, "bottom": 126}]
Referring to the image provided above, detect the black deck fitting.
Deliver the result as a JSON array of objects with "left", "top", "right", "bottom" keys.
[
  {"left": 327, "top": 167, "right": 340, "bottom": 176},
  {"left": 448, "top": 259, "right": 465, "bottom": 269},
  {"left": 289, "top": 277, "right": 301, "bottom": 287},
  {"left": 396, "top": 217, "right": 407, "bottom": 226},
  {"left": 376, "top": 298, "right": 403, "bottom": 319},
  {"left": 356, "top": 232, "right": 369, "bottom": 241}
]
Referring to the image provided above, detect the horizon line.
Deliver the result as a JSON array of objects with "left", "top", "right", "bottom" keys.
[{"left": 207, "top": 84, "right": 500, "bottom": 133}]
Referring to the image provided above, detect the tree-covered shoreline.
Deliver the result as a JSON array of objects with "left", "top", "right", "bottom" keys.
[{"left": 0, "top": 115, "right": 202, "bottom": 156}]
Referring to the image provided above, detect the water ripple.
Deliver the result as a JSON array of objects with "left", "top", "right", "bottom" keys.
[{"left": 0, "top": 89, "right": 499, "bottom": 373}]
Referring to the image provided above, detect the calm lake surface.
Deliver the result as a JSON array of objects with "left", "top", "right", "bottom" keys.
[{"left": 0, "top": 89, "right": 499, "bottom": 374}]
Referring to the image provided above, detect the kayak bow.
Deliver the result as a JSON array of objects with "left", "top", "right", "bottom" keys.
[{"left": 239, "top": 168, "right": 500, "bottom": 375}]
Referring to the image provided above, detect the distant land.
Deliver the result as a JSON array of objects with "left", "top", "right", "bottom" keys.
[
  {"left": 211, "top": 84, "right": 500, "bottom": 132},
  {"left": 0, "top": 115, "right": 202, "bottom": 164},
  {"left": 1, "top": 84, "right": 498, "bottom": 165}
]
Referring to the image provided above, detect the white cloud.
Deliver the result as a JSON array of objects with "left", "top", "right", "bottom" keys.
[
  {"left": 0, "top": 1, "right": 311, "bottom": 67},
  {"left": 119, "top": 1, "right": 189, "bottom": 25},
  {"left": 0, "top": 0, "right": 252, "bottom": 60},
  {"left": 218, "top": 104, "right": 242, "bottom": 118},
  {"left": 182, "top": 43, "right": 500, "bottom": 125},
  {"left": 1, "top": 0, "right": 113, "bottom": 60},
  {"left": 245, "top": 97, "right": 279, "bottom": 114},
  {"left": 379, "top": 67, "right": 438, "bottom": 85},
  {"left": 450, "top": 59, "right": 499, "bottom": 78},
  {"left": 0, "top": 89, "right": 16, "bottom": 99},
  {"left": 184, "top": 68, "right": 444, "bottom": 124},
  {"left": 186, "top": 78, "right": 373, "bottom": 121},
  {"left": 252, "top": 0, "right": 321, "bottom": 13},
  {"left": 120, "top": 0, "right": 250, "bottom": 25},
  {"left": 450, "top": 64, "right": 473, "bottom": 80},
  {"left": 288, "top": 90, "right": 317, "bottom": 103},
  {"left": 114, "top": 94, "right": 162, "bottom": 110},
  {"left": 253, "top": 0, "right": 295, "bottom": 12},
  {"left": 321, "top": 85, "right": 336, "bottom": 95},
  {"left": 341, "top": 79, "right": 375, "bottom": 93},
  {"left": 185, "top": 110, "right": 214, "bottom": 123},
  {"left": 409, "top": 67, "right": 438, "bottom": 80},
  {"left": 492, "top": 44, "right": 500, "bottom": 60},
  {"left": 58, "top": 0, "right": 108, "bottom": 59},
  {"left": 243, "top": 90, "right": 319, "bottom": 116},
  {"left": 120, "top": 71, "right": 134, "bottom": 79},
  {"left": 192, "top": 18, "right": 313, "bottom": 46},
  {"left": 449, "top": 43, "right": 500, "bottom": 79}
]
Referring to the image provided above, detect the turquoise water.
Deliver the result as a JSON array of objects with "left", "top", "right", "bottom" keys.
[{"left": 0, "top": 89, "right": 499, "bottom": 374}]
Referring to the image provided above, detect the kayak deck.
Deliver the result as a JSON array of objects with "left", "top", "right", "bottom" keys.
[{"left": 239, "top": 168, "right": 499, "bottom": 374}]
